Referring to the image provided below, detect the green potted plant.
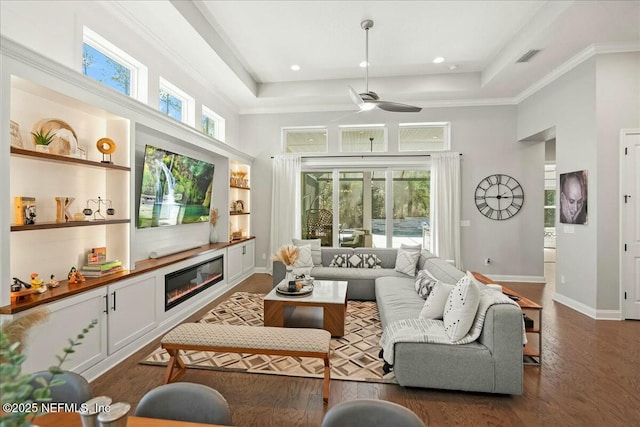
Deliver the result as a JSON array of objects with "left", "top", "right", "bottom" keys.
[
  {"left": 30, "top": 130, "right": 55, "bottom": 153},
  {"left": 0, "top": 309, "right": 97, "bottom": 426}
]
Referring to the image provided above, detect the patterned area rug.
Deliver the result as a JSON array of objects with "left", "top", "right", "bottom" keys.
[{"left": 142, "top": 292, "right": 396, "bottom": 384}]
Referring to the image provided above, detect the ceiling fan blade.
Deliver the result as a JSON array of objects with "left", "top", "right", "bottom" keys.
[
  {"left": 373, "top": 101, "right": 422, "bottom": 113},
  {"left": 348, "top": 85, "right": 364, "bottom": 106}
]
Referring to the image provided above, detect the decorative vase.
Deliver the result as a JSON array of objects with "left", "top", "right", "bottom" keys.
[
  {"left": 209, "top": 225, "right": 219, "bottom": 243},
  {"left": 285, "top": 266, "right": 294, "bottom": 282},
  {"left": 35, "top": 145, "right": 49, "bottom": 153}
]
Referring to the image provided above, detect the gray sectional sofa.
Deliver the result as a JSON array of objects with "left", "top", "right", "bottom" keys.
[{"left": 272, "top": 246, "right": 524, "bottom": 395}]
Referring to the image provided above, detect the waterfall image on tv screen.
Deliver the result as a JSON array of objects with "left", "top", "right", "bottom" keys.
[{"left": 138, "top": 145, "right": 215, "bottom": 228}]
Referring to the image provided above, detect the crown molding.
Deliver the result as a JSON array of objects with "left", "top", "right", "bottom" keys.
[{"left": 515, "top": 41, "right": 640, "bottom": 103}]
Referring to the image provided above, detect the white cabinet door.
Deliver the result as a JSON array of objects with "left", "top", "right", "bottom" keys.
[
  {"left": 243, "top": 240, "right": 255, "bottom": 273},
  {"left": 227, "top": 244, "right": 244, "bottom": 283},
  {"left": 107, "top": 273, "right": 157, "bottom": 354},
  {"left": 21, "top": 288, "right": 108, "bottom": 374}
]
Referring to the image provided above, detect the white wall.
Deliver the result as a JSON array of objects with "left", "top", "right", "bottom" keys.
[
  {"left": 240, "top": 106, "right": 545, "bottom": 280},
  {"left": 518, "top": 52, "right": 640, "bottom": 315},
  {"left": 0, "top": 1, "right": 240, "bottom": 149}
]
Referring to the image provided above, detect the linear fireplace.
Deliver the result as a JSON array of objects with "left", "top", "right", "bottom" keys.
[{"left": 165, "top": 255, "right": 224, "bottom": 311}]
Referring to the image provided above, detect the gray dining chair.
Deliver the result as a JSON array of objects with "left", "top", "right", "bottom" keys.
[
  {"left": 134, "top": 382, "right": 232, "bottom": 425},
  {"left": 321, "top": 399, "right": 426, "bottom": 427},
  {"left": 28, "top": 370, "right": 92, "bottom": 405}
]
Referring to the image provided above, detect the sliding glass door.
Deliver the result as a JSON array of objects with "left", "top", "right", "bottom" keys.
[{"left": 301, "top": 167, "right": 429, "bottom": 248}]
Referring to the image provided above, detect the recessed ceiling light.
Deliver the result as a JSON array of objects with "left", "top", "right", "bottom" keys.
[
  {"left": 290, "top": 64, "right": 301, "bottom": 71},
  {"left": 359, "top": 61, "right": 369, "bottom": 68},
  {"left": 433, "top": 57, "right": 445, "bottom": 64}
]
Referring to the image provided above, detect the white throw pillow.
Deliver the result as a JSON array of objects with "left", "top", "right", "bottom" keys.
[
  {"left": 443, "top": 274, "right": 481, "bottom": 341},
  {"left": 292, "top": 238, "right": 322, "bottom": 265},
  {"left": 395, "top": 248, "right": 420, "bottom": 276},
  {"left": 414, "top": 269, "right": 438, "bottom": 299},
  {"left": 419, "top": 282, "right": 454, "bottom": 319},
  {"left": 401, "top": 243, "right": 422, "bottom": 251},
  {"left": 292, "top": 245, "right": 314, "bottom": 277}
]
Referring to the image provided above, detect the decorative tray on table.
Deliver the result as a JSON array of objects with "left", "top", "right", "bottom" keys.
[{"left": 276, "top": 278, "right": 314, "bottom": 296}]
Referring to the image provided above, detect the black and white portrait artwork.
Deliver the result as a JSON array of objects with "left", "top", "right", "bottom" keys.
[{"left": 559, "top": 170, "right": 588, "bottom": 225}]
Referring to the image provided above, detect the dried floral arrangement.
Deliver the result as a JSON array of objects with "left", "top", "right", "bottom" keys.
[
  {"left": 210, "top": 208, "right": 218, "bottom": 227},
  {"left": 272, "top": 245, "right": 299, "bottom": 266}
]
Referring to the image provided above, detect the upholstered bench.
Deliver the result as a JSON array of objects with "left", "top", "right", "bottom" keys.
[{"left": 161, "top": 323, "right": 332, "bottom": 403}]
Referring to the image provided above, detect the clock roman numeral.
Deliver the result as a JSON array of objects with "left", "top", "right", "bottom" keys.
[
  {"left": 496, "top": 210, "right": 503, "bottom": 220},
  {"left": 477, "top": 201, "right": 488, "bottom": 210}
]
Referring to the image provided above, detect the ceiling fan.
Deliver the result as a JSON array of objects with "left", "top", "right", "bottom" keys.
[{"left": 348, "top": 20, "right": 422, "bottom": 113}]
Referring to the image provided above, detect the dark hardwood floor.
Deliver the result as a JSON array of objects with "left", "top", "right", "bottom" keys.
[{"left": 91, "top": 265, "right": 640, "bottom": 426}]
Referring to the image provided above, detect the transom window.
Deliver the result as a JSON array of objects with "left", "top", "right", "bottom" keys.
[
  {"left": 398, "top": 122, "right": 450, "bottom": 152},
  {"left": 340, "top": 125, "right": 386, "bottom": 153},
  {"left": 283, "top": 127, "right": 328, "bottom": 153},
  {"left": 159, "top": 78, "right": 195, "bottom": 126},
  {"left": 202, "top": 105, "right": 226, "bottom": 142},
  {"left": 82, "top": 27, "right": 148, "bottom": 102}
]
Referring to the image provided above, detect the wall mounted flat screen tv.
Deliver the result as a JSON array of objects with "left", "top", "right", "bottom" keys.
[{"left": 138, "top": 145, "right": 215, "bottom": 228}]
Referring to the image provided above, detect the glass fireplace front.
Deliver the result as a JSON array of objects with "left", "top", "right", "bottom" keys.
[{"left": 165, "top": 255, "right": 223, "bottom": 311}]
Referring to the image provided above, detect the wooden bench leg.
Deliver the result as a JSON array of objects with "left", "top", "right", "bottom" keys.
[
  {"left": 163, "top": 349, "right": 186, "bottom": 384},
  {"left": 323, "top": 354, "right": 331, "bottom": 404}
]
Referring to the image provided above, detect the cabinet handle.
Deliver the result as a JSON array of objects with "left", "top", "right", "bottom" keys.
[
  {"left": 243, "top": 245, "right": 246, "bottom": 255},
  {"left": 111, "top": 291, "right": 117, "bottom": 312},
  {"left": 103, "top": 295, "right": 109, "bottom": 314}
]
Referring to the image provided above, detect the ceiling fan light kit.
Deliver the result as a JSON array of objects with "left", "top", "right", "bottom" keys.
[{"left": 348, "top": 19, "right": 422, "bottom": 113}]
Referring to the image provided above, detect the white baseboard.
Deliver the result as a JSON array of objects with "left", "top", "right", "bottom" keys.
[
  {"left": 553, "top": 292, "right": 622, "bottom": 320},
  {"left": 482, "top": 274, "right": 546, "bottom": 283},
  {"left": 254, "top": 267, "right": 269, "bottom": 274}
]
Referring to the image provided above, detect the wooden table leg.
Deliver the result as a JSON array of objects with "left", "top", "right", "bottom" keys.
[
  {"left": 323, "top": 302, "right": 346, "bottom": 337},
  {"left": 263, "top": 300, "right": 284, "bottom": 327},
  {"left": 323, "top": 354, "right": 331, "bottom": 404}
]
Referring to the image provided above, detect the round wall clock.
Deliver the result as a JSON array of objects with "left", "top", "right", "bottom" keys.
[{"left": 474, "top": 174, "right": 524, "bottom": 220}]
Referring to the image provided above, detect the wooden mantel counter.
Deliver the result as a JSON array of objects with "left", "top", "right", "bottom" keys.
[{"left": 0, "top": 237, "right": 255, "bottom": 315}]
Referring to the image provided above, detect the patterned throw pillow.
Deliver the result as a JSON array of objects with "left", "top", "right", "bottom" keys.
[
  {"left": 343, "top": 253, "right": 382, "bottom": 268},
  {"left": 329, "top": 254, "right": 349, "bottom": 267},
  {"left": 419, "top": 281, "right": 455, "bottom": 319},
  {"left": 443, "top": 274, "right": 481, "bottom": 341},
  {"left": 292, "top": 238, "right": 322, "bottom": 265},
  {"left": 414, "top": 269, "right": 438, "bottom": 299},
  {"left": 394, "top": 248, "right": 420, "bottom": 276}
]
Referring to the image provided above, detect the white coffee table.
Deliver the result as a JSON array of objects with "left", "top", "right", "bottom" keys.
[{"left": 263, "top": 280, "right": 348, "bottom": 337}]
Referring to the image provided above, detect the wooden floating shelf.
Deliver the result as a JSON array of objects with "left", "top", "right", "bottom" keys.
[
  {"left": 230, "top": 212, "right": 250, "bottom": 216},
  {"left": 11, "top": 219, "right": 130, "bottom": 231},
  {"left": 10, "top": 146, "right": 130, "bottom": 171},
  {"left": 230, "top": 185, "right": 250, "bottom": 190}
]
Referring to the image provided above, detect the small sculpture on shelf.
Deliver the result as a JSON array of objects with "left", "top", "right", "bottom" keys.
[
  {"left": 55, "top": 196, "right": 75, "bottom": 223},
  {"left": 83, "top": 196, "right": 115, "bottom": 220},
  {"left": 30, "top": 273, "right": 47, "bottom": 293},
  {"left": 68, "top": 266, "right": 85, "bottom": 284},
  {"left": 96, "top": 137, "right": 116, "bottom": 164},
  {"left": 11, "top": 277, "right": 32, "bottom": 292},
  {"left": 48, "top": 274, "right": 60, "bottom": 288}
]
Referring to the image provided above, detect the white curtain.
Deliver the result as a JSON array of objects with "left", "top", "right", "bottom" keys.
[
  {"left": 269, "top": 154, "right": 301, "bottom": 274},
  {"left": 429, "top": 152, "right": 461, "bottom": 267}
]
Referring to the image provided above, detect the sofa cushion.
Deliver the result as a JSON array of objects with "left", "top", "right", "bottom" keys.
[
  {"left": 292, "top": 238, "right": 322, "bottom": 265},
  {"left": 443, "top": 273, "right": 481, "bottom": 341},
  {"left": 312, "top": 266, "right": 407, "bottom": 282},
  {"left": 419, "top": 281, "right": 454, "bottom": 319},
  {"left": 375, "top": 277, "right": 425, "bottom": 327},
  {"left": 395, "top": 248, "right": 420, "bottom": 276},
  {"left": 422, "top": 257, "right": 465, "bottom": 284},
  {"left": 414, "top": 270, "right": 438, "bottom": 299}
]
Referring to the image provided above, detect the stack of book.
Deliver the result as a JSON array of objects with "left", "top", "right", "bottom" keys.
[{"left": 81, "top": 260, "right": 123, "bottom": 277}]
